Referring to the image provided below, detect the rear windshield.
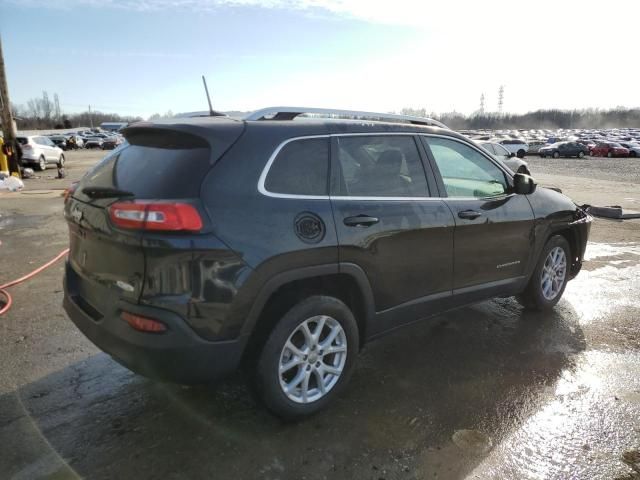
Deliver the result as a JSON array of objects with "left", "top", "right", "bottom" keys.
[{"left": 79, "top": 130, "right": 211, "bottom": 199}]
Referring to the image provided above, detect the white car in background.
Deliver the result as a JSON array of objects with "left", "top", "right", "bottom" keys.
[
  {"left": 492, "top": 138, "right": 529, "bottom": 158},
  {"left": 17, "top": 135, "right": 65, "bottom": 171},
  {"left": 478, "top": 141, "right": 531, "bottom": 175}
]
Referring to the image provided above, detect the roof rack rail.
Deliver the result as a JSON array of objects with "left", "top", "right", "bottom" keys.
[{"left": 244, "top": 107, "right": 448, "bottom": 129}]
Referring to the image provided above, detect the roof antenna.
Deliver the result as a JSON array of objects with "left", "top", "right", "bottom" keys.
[{"left": 202, "top": 75, "right": 214, "bottom": 116}]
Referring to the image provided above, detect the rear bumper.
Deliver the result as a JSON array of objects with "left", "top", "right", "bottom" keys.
[{"left": 63, "top": 263, "right": 246, "bottom": 384}]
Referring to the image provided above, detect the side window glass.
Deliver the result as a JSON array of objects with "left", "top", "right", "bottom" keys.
[
  {"left": 426, "top": 137, "right": 509, "bottom": 198},
  {"left": 495, "top": 144, "right": 510, "bottom": 156},
  {"left": 264, "top": 138, "right": 329, "bottom": 196},
  {"left": 335, "top": 136, "right": 429, "bottom": 197},
  {"left": 481, "top": 143, "right": 495, "bottom": 154}
]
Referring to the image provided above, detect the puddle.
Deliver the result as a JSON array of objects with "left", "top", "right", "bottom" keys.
[
  {"left": 564, "top": 243, "right": 640, "bottom": 324},
  {"left": 466, "top": 351, "right": 640, "bottom": 479},
  {"left": 0, "top": 213, "right": 50, "bottom": 232}
]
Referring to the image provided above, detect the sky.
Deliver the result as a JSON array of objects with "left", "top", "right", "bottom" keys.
[{"left": 1, "top": 0, "right": 639, "bottom": 119}]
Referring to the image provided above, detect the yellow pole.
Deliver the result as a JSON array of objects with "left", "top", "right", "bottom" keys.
[{"left": 0, "top": 137, "right": 9, "bottom": 174}]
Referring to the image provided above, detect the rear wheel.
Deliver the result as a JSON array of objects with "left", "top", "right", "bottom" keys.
[
  {"left": 38, "top": 156, "right": 47, "bottom": 171},
  {"left": 578, "top": 151, "right": 584, "bottom": 158},
  {"left": 552, "top": 151, "right": 560, "bottom": 159},
  {"left": 607, "top": 151, "right": 613, "bottom": 158},
  {"left": 517, "top": 235, "right": 570, "bottom": 311},
  {"left": 253, "top": 296, "right": 359, "bottom": 420},
  {"left": 630, "top": 151, "right": 637, "bottom": 157},
  {"left": 58, "top": 155, "right": 65, "bottom": 167},
  {"left": 517, "top": 149, "right": 526, "bottom": 158}
]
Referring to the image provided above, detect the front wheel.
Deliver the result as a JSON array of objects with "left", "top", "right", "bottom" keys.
[
  {"left": 607, "top": 152, "right": 613, "bottom": 158},
  {"left": 58, "top": 155, "right": 65, "bottom": 167},
  {"left": 38, "top": 156, "right": 47, "bottom": 171},
  {"left": 552, "top": 151, "right": 560, "bottom": 159},
  {"left": 517, "top": 149, "right": 526, "bottom": 158},
  {"left": 630, "top": 151, "right": 637, "bottom": 157},
  {"left": 578, "top": 151, "right": 585, "bottom": 158},
  {"left": 253, "top": 296, "right": 359, "bottom": 420},
  {"left": 517, "top": 235, "right": 570, "bottom": 311}
]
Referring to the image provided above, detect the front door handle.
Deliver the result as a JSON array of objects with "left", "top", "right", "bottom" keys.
[
  {"left": 457, "top": 210, "right": 482, "bottom": 220},
  {"left": 343, "top": 215, "right": 379, "bottom": 227}
]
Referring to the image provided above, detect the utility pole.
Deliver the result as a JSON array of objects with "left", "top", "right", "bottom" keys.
[
  {"left": 0, "top": 34, "right": 19, "bottom": 176},
  {"left": 497, "top": 85, "right": 504, "bottom": 115},
  {"left": 88, "top": 104, "right": 94, "bottom": 129}
]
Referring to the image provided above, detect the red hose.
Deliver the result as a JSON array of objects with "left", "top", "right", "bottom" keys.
[{"left": 0, "top": 248, "right": 70, "bottom": 316}]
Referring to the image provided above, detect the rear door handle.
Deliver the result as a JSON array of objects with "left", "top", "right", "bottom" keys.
[
  {"left": 457, "top": 210, "right": 482, "bottom": 220},
  {"left": 343, "top": 215, "right": 379, "bottom": 227}
]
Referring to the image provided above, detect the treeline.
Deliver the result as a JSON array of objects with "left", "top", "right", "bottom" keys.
[
  {"left": 401, "top": 107, "right": 640, "bottom": 130},
  {"left": 11, "top": 91, "right": 142, "bottom": 130}
]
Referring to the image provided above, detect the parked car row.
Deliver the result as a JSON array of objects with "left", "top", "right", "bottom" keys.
[
  {"left": 460, "top": 127, "right": 640, "bottom": 159},
  {"left": 43, "top": 130, "right": 125, "bottom": 151}
]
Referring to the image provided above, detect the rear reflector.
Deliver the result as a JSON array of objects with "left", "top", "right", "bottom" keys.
[
  {"left": 64, "top": 182, "right": 78, "bottom": 203},
  {"left": 121, "top": 311, "right": 167, "bottom": 333},
  {"left": 109, "top": 201, "right": 203, "bottom": 232}
]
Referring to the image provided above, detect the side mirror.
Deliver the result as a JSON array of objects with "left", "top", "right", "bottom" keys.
[
  {"left": 513, "top": 173, "right": 536, "bottom": 195},
  {"left": 509, "top": 152, "right": 516, "bottom": 158}
]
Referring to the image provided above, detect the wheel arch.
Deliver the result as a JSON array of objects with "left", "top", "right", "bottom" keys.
[
  {"left": 549, "top": 227, "right": 582, "bottom": 279},
  {"left": 241, "top": 264, "right": 375, "bottom": 365}
]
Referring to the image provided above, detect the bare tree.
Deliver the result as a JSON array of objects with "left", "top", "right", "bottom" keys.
[
  {"left": 40, "top": 91, "right": 52, "bottom": 121},
  {"left": 54, "top": 93, "right": 61, "bottom": 121}
]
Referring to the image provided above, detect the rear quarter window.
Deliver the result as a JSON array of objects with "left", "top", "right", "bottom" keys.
[{"left": 264, "top": 138, "right": 329, "bottom": 196}]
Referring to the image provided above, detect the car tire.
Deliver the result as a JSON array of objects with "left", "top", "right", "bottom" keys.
[
  {"left": 630, "top": 151, "right": 637, "bottom": 157},
  {"left": 517, "top": 149, "right": 526, "bottom": 158},
  {"left": 253, "top": 295, "right": 359, "bottom": 420},
  {"left": 517, "top": 235, "right": 571, "bottom": 311},
  {"left": 552, "top": 151, "right": 560, "bottom": 159},
  {"left": 540, "top": 154, "right": 545, "bottom": 158},
  {"left": 58, "top": 155, "right": 65, "bottom": 167},
  {"left": 38, "top": 156, "right": 47, "bottom": 171},
  {"left": 578, "top": 151, "right": 584, "bottom": 158}
]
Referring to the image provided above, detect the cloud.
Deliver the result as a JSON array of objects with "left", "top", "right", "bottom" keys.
[{"left": 9, "top": 0, "right": 639, "bottom": 30}]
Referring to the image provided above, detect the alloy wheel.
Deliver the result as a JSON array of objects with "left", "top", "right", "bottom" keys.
[
  {"left": 541, "top": 246, "right": 567, "bottom": 300},
  {"left": 278, "top": 315, "right": 347, "bottom": 404}
]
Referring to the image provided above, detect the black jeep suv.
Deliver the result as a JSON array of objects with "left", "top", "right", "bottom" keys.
[{"left": 63, "top": 107, "right": 591, "bottom": 418}]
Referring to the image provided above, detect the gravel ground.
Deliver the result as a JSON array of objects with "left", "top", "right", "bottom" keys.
[{"left": 526, "top": 155, "right": 640, "bottom": 183}]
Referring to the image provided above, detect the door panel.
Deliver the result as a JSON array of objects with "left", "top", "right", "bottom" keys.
[
  {"left": 330, "top": 134, "right": 455, "bottom": 323},
  {"left": 332, "top": 199, "right": 454, "bottom": 310},
  {"left": 422, "top": 136, "right": 535, "bottom": 291},
  {"left": 446, "top": 195, "right": 534, "bottom": 289}
]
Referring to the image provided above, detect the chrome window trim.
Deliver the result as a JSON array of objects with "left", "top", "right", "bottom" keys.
[{"left": 257, "top": 132, "right": 514, "bottom": 200}]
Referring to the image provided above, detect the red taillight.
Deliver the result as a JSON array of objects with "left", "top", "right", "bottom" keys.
[
  {"left": 63, "top": 182, "right": 78, "bottom": 203},
  {"left": 108, "top": 201, "right": 203, "bottom": 232},
  {"left": 121, "top": 311, "right": 167, "bottom": 333}
]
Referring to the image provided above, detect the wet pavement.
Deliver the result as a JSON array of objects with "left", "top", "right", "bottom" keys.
[{"left": 1, "top": 151, "right": 639, "bottom": 480}]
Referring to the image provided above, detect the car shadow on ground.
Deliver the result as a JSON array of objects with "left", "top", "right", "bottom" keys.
[{"left": 2, "top": 298, "right": 586, "bottom": 480}]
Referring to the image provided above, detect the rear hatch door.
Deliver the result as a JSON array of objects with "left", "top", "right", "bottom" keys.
[{"left": 64, "top": 121, "right": 244, "bottom": 318}]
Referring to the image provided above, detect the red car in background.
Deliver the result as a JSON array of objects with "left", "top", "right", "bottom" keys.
[{"left": 590, "top": 142, "right": 630, "bottom": 157}]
